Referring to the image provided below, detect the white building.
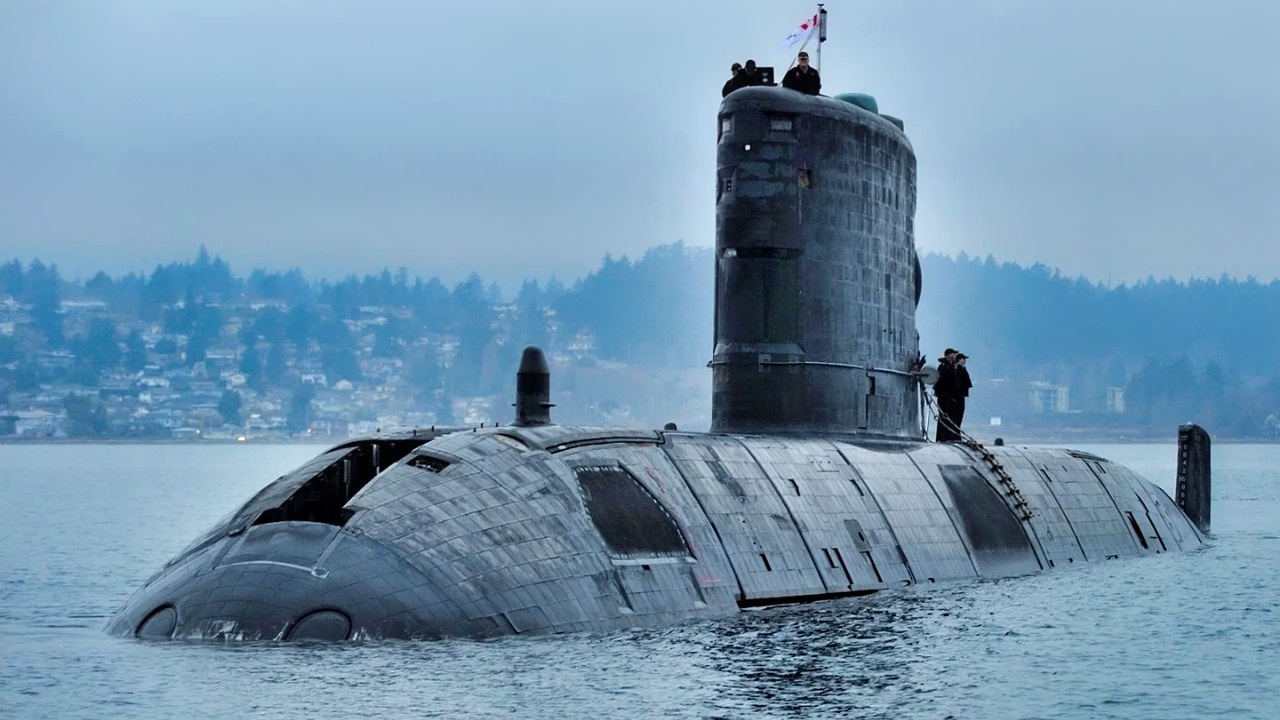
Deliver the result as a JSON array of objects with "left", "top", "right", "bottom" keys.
[
  {"left": 1028, "top": 382, "right": 1070, "bottom": 413},
  {"left": 1106, "top": 386, "right": 1126, "bottom": 413}
]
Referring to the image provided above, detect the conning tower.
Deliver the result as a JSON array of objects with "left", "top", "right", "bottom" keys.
[{"left": 712, "top": 88, "right": 921, "bottom": 436}]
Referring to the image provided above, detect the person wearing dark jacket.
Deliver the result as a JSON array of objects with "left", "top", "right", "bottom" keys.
[
  {"left": 781, "top": 51, "right": 821, "bottom": 95},
  {"left": 953, "top": 353, "right": 974, "bottom": 433},
  {"left": 722, "top": 63, "right": 746, "bottom": 97},
  {"left": 933, "top": 348, "right": 960, "bottom": 442},
  {"left": 741, "top": 59, "right": 762, "bottom": 87}
]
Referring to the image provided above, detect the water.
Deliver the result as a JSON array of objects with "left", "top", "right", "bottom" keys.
[{"left": 1, "top": 442, "right": 1277, "bottom": 719}]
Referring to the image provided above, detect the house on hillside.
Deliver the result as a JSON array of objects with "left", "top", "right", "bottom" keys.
[{"left": 1028, "top": 382, "right": 1070, "bottom": 413}]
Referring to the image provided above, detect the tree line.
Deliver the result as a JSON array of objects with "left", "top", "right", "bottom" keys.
[{"left": 3, "top": 244, "right": 1278, "bottom": 437}]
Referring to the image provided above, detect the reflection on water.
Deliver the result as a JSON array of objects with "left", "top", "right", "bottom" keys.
[{"left": 1, "top": 443, "right": 1277, "bottom": 719}]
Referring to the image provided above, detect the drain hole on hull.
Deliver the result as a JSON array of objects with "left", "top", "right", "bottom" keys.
[
  {"left": 760, "top": 554, "right": 772, "bottom": 571},
  {"left": 137, "top": 606, "right": 177, "bottom": 639},
  {"left": 286, "top": 610, "right": 352, "bottom": 641}
]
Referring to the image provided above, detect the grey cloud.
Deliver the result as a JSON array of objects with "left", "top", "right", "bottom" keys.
[{"left": 2, "top": 1, "right": 1278, "bottom": 288}]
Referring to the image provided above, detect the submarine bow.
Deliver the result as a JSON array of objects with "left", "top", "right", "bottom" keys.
[{"left": 107, "top": 88, "right": 1208, "bottom": 641}]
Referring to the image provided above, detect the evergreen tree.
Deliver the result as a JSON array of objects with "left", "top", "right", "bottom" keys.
[
  {"left": 217, "top": 389, "right": 243, "bottom": 426},
  {"left": 317, "top": 318, "right": 360, "bottom": 382},
  {"left": 25, "top": 260, "right": 64, "bottom": 347},
  {"left": 240, "top": 343, "right": 263, "bottom": 390},
  {"left": 285, "top": 304, "right": 314, "bottom": 347},
  {"left": 411, "top": 277, "right": 452, "bottom": 331},
  {"left": 265, "top": 342, "right": 287, "bottom": 385},
  {"left": 514, "top": 280, "right": 552, "bottom": 350},
  {"left": 84, "top": 271, "right": 114, "bottom": 301},
  {"left": 251, "top": 307, "right": 286, "bottom": 345},
  {"left": 186, "top": 329, "right": 208, "bottom": 366},
  {"left": 63, "top": 393, "right": 110, "bottom": 436},
  {"left": 406, "top": 346, "right": 442, "bottom": 399},
  {"left": 286, "top": 385, "right": 315, "bottom": 434},
  {"left": 0, "top": 259, "right": 22, "bottom": 297},
  {"left": 124, "top": 330, "right": 147, "bottom": 372},
  {"left": 81, "top": 318, "right": 121, "bottom": 373}
]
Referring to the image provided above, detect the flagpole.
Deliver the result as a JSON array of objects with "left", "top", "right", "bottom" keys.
[{"left": 816, "top": 4, "right": 827, "bottom": 74}]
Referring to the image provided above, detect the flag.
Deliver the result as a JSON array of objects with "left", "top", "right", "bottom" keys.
[{"left": 781, "top": 13, "right": 819, "bottom": 49}]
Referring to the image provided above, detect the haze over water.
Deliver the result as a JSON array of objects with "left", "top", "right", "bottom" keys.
[{"left": 1, "top": 442, "right": 1277, "bottom": 719}]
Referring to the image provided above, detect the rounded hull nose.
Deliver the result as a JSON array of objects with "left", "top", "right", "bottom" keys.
[{"left": 106, "top": 521, "right": 480, "bottom": 640}]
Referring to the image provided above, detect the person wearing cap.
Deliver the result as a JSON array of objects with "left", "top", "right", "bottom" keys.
[
  {"left": 933, "top": 348, "right": 960, "bottom": 442},
  {"left": 953, "top": 353, "right": 974, "bottom": 435},
  {"left": 722, "top": 62, "right": 746, "bottom": 97},
  {"left": 742, "top": 59, "right": 762, "bottom": 87},
  {"left": 781, "top": 51, "right": 821, "bottom": 95}
]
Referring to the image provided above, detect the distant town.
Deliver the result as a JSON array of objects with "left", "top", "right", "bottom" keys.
[
  {"left": 0, "top": 245, "right": 713, "bottom": 441},
  {"left": 3, "top": 245, "right": 1279, "bottom": 441}
]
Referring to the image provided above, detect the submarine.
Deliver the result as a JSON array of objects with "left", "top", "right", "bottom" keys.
[{"left": 107, "top": 85, "right": 1211, "bottom": 642}]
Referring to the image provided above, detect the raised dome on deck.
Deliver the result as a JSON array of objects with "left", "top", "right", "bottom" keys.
[{"left": 834, "top": 92, "right": 879, "bottom": 114}]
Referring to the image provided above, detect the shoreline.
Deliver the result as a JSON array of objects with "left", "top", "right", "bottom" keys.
[{"left": 1, "top": 434, "right": 1276, "bottom": 446}]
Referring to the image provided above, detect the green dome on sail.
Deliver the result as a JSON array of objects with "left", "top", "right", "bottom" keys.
[{"left": 834, "top": 92, "right": 878, "bottom": 114}]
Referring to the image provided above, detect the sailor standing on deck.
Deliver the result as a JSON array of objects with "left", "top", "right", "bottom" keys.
[
  {"left": 953, "top": 353, "right": 973, "bottom": 435},
  {"left": 933, "top": 348, "right": 960, "bottom": 442}
]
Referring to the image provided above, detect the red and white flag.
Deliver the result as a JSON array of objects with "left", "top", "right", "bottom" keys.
[{"left": 781, "top": 13, "right": 819, "bottom": 49}]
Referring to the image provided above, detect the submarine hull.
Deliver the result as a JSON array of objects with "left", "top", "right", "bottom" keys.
[
  {"left": 107, "top": 426, "right": 1202, "bottom": 640},
  {"left": 107, "top": 88, "right": 1206, "bottom": 641}
]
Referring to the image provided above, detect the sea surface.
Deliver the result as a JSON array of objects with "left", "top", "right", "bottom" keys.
[{"left": 0, "top": 441, "right": 1276, "bottom": 719}]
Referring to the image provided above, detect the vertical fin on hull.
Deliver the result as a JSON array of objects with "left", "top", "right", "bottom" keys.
[{"left": 1175, "top": 424, "right": 1211, "bottom": 533}]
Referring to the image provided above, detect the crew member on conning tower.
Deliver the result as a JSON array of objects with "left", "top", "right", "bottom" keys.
[
  {"left": 782, "top": 51, "right": 821, "bottom": 95},
  {"left": 722, "top": 63, "right": 745, "bottom": 97}
]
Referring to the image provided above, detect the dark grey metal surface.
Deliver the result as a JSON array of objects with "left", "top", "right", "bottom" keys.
[
  {"left": 1176, "top": 424, "right": 1212, "bottom": 533},
  {"left": 106, "top": 425, "right": 1206, "bottom": 640},
  {"left": 513, "top": 346, "right": 553, "bottom": 427},
  {"left": 711, "top": 88, "right": 920, "bottom": 436}
]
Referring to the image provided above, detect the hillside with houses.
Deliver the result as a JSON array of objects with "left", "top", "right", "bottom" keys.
[
  {"left": 0, "top": 245, "right": 711, "bottom": 440},
  {"left": 3, "top": 244, "right": 1280, "bottom": 441}
]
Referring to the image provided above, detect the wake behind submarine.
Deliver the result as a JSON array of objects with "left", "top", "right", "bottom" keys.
[{"left": 107, "top": 86, "right": 1211, "bottom": 641}]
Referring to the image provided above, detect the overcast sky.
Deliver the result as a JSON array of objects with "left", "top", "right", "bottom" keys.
[{"left": 2, "top": 1, "right": 1278, "bottom": 289}]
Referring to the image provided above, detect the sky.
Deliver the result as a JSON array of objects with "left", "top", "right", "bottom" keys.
[{"left": 2, "top": 0, "right": 1279, "bottom": 290}]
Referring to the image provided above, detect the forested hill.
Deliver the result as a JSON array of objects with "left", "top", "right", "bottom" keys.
[
  {"left": 914, "top": 253, "right": 1280, "bottom": 438},
  {"left": 917, "top": 252, "right": 1280, "bottom": 378},
  {"left": 2, "top": 244, "right": 1278, "bottom": 438}
]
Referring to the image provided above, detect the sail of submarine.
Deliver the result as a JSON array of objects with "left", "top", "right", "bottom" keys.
[{"left": 107, "top": 86, "right": 1211, "bottom": 642}]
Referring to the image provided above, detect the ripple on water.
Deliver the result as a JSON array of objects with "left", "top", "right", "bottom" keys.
[{"left": 2, "top": 443, "right": 1280, "bottom": 719}]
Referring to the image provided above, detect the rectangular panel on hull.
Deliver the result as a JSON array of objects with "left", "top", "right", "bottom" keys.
[
  {"left": 664, "top": 436, "right": 827, "bottom": 600},
  {"left": 1090, "top": 459, "right": 1193, "bottom": 554},
  {"left": 836, "top": 443, "right": 979, "bottom": 583},
  {"left": 738, "top": 437, "right": 909, "bottom": 591},
  {"left": 934, "top": 464, "right": 1042, "bottom": 577},
  {"left": 564, "top": 444, "right": 741, "bottom": 619},
  {"left": 991, "top": 449, "right": 1087, "bottom": 567},
  {"left": 1119, "top": 464, "right": 1198, "bottom": 552},
  {"left": 1034, "top": 457, "right": 1147, "bottom": 561}
]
